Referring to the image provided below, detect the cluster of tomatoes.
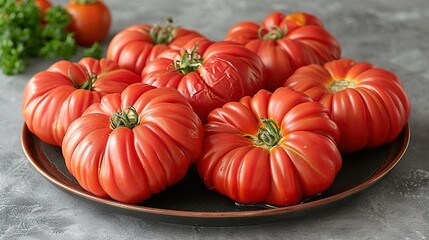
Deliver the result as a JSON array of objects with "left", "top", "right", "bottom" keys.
[{"left": 22, "top": 11, "right": 410, "bottom": 207}]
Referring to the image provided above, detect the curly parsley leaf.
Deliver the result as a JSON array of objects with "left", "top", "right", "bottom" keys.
[
  {"left": 0, "top": 1, "right": 104, "bottom": 75},
  {"left": 0, "top": 0, "right": 41, "bottom": 75},
  {"left": 83, "top": 42, "right": 103, "bottom": 59},
  {"left": 39, "top": 6, "right": 78, "bottom": 59}
]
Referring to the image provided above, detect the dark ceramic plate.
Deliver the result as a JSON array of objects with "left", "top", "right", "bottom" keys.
[{"left": 21, "top": 124, "right": 410, "bottom": 226}]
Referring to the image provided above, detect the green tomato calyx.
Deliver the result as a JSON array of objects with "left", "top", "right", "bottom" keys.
[
  {"left": 248, "top": 118, "right": 282, "bottom": 149},
  {"left": 110, "top": 107, "right": 139, "bottom": 130},
  {"left": 68, "top": 67, "right": 98, "bottom": 91},
  {"left": 328, "top": 79, "right": 357, "bottom": 93},
  {"left": 258, "top": 25, "right": 287, "bottom": 41},
  {"left": 148, "top": 18, "right": 177, "bottom": 45},
  {"left": 173, "top": 44, "right": 202, "bottom": 74}
]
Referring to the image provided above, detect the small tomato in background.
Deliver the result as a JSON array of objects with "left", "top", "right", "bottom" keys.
[
  {"left": 283, "top": 59, "right": 410, "bottom": 153},
  {"left": 22, "top": 58, "right": 141, "bottom": 146},
  {"left": 62, "top": 83, "right": 204, "bottom": 204},
  {"left": 141, "top": 37, "right": 265, "bottom": 122},
  {"left": 65, "top": 0, "right": 111, "bottom": 46},
  {"left": 225, "top": 11, "right": 341, "bottom": 91},
  {"left": 196, "top": 87, "right": 342, "bottom": 206},
  {"left": 106, "top": 19, "right": 203, "bottom": 76}
]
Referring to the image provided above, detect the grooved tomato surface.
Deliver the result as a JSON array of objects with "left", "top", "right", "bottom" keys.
[
  {"left": 196, "top": 87, "right": 342, "bottom": 206},
  {"left": 62, "top": 83, "right": 204, "bottom": 204},
  {"left": 141, "top": 37, "right": 265, "bottom": 122},
  {"left": 225, "top": 11, "right": 341, "bottom": 91},
  {"left": 22, "top": 58, "right": 141, "bottom": 146},
  {"left": 284, "top": 58, "right": 410, "bottom": 152},
  {"left": 106, "top": 22, "right": 203, "bottom": 75}
]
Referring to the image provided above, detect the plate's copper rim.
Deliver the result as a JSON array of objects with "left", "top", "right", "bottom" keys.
[{"left": 21, "top": 123, "right": 410, "bottom": 220}]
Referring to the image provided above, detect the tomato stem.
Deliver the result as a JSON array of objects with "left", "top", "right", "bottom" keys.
[
  {"left": 68, "top": 66, "right": 98, "bottom": 91},
  {"left": 71, "top": 0, "right": 98, "bottom": 4},
  {"left": 247, "top": 118, "right": 282, "bottom": 148},
  {"left": 258, "top": 25, "right": 287, "bottom": 40},
  {"left": 148, "top": 18, "right": 177, "bottom": 45},
  {"left": 110, "top": 107, "right": 139, "bottom": 130},
  {"left": 173, "top": 44, "right": 202, "bottom": 74},
  {"left": 328, "top": 79, "right": 357, "bottom": 93}
]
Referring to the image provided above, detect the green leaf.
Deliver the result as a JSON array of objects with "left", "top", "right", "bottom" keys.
[
  {"left": 83, "top": 42, "right": 104, "bottom": 59},
  {"left": 0, "top": 0, "right": 95, "bottom": 75},
  {"left": 0, "top": 0, "right": 40, "bottom": 74},
  {"left": 44, "top": 6, "right": 71, "bottom": 27},
  {"left": 39, "top": 33, "right": 78, "bottom": 60}
]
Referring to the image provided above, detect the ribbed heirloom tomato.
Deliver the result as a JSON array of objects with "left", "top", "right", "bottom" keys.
[
  {"left": 196, "top": 87, "right": 342, "bottom": 206},
  {"left": 284, "top": 59, "right": 410, "bottom": 152},
  {"left": 107, "top": 19, "right": 203, "bottom": 75},
  {"left": 225, "top": 11, "right": 341, "bottom": 91},
  {"left": 141, "top": 37, "right": 264, "bottom": 122},
  {"left": 62, "top": 83, "right": 203, "bottom": 204},
  {"left": 22, "top": 57, "right": 141, "bottom": 146}
]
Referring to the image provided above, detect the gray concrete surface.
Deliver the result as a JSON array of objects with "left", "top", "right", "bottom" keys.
[{"left": 1, "top": 0, "right": 428, "bottom": 239}]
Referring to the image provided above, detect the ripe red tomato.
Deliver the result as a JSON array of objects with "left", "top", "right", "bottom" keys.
[
  {"left": 65, "top": 0, "right": 111, "bottom": 46},
  {"left": 196, "top": 87, "right": 342, "bottom": 206},
  {"left": 284, "top": 59, "right": 410, "bottom": 152},
  {"left": 141, "top": 37, "right": 265, "bottom": 122},
  {"left": 106, "top": 20, "right": 203, "bottom": 75},
  {"left": 225, "top": 11, "right": 341, "bottom": 91},
  {"left": 22, "top": 57, "right": 141, "bottom": 146},
  {"left": 62, "top": 83, "right": 204, "bottom": 204}
]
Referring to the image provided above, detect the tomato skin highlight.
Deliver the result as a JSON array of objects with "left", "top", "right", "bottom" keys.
[
  {"left": 197, "top": 87, "right": 342, "bottom": 206},
  {"left": 62, "top": 83, "right": 204, "bottom": 204},
  {"left": 141, "top": 37, "right": 265, "bottom": 123},
  {"left": 22, "top": 58, "right": 142, "bottom": 146},
  {"left": 225, "top": 11, "right": 341, "bottom": 91},
  {"left": 65, "top": 0, "right": 111, "bottom": 46},
  {"left": 284, "top": 58, "right": 410, "bottom": 152}
]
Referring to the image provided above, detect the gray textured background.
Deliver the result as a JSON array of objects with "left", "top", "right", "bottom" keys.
[{"left": 1, "top": 0, "right": 428, "bottom": 239}]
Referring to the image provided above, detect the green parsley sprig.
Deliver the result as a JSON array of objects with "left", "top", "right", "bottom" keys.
[{"left": 0, "top": 0, "right": 103, "bottom": 75}]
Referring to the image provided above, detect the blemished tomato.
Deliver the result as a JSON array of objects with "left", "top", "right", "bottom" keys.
[
  {"left": 225, "top": 11, "right": 341, "bottom": 91},
  {"left": 22, "top": 57, "right": 141, "bottom": 146},
  {"left": 106, "top": 19, "right": 203, "bottom": 75},
  {"left": 62, "top": 83, "right": 204, "bottom": 204},
  {"left": 196, "top": 87, "right": 342, "bottom": 206},
  {"left": 283, "top": 58, "right": 410, "bottom": 152},
  {"left": 65, "top": 0, "right": 111, "bottom": 46},
  {"left": 141, "top": 37, "right": 265, "bottom": 122}
]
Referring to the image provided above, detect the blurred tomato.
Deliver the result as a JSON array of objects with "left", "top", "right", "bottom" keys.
[{"left": 65, "top": 0, "right": 111, "bottom": 46}]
